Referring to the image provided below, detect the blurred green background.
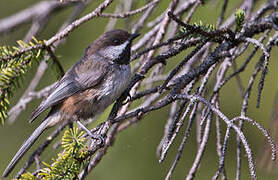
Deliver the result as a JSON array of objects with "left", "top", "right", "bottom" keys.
[{"left": 0, "top": 0, "right": 278, "bottom": 179}]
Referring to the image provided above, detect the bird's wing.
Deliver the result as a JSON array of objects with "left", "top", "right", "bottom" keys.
[{"left": 30, "top": 56, "right": 110, "bottom": 122}]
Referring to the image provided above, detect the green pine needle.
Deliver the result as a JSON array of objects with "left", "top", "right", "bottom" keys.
[
  {"left": 0, "top": 37, "right": 45, "bottom": 124},
  {"left": 20, "top": 127, "right": 89, "bottom": 180},
  {"left": 178, "top": 20, "right": 216, "bottom": 40},
  {"left": 235, "top": 9, "right": 245, "bottom": 32},
  {"left": 19, "top": 172, "right": 37, "bottom": 180}
]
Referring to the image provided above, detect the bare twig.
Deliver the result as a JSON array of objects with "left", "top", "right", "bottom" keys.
[
  {"left": 3, "top": 1, "right": 278, "bottom": 179},
  {"left": 0, "top": 1, "right": 71, "bottom": 34},
  {"left": 100, "top": 0, "right": 159, "bottom": 18}
]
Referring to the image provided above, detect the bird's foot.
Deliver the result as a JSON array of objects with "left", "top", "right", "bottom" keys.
[
  {"left": 76, "top": 120, "right": 105, "bottom": 145},
  {"left": 89, "top": 134, "right": 105, "bottom": 146}
]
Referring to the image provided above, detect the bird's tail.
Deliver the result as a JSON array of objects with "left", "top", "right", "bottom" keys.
[{"left": 2, "top": 119, "right": 50, "bottom": 178}]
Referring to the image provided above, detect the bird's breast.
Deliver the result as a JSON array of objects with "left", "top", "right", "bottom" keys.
[
  {"left": 60, "top": 64, "right": 131, "bottom": 121},
  {"left": 98, "top": 64, "right": 131, "bottom": 108}
]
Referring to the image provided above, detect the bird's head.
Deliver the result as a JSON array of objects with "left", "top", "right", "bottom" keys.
[{"left": 86, "top": 29, "right": 139, "bottom": 65}]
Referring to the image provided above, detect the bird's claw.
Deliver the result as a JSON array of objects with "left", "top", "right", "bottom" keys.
[{"left": 89, "top": 134, "right": 105, "bottom": 146}]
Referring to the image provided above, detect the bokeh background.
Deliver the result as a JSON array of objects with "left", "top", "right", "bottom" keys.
[{"left": 1, "top": 0, "right": 278, "bottom": 179}]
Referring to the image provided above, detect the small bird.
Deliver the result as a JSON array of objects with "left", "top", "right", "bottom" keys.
[{"left": 2, "top": 29, "right": 139, "bottom": 177}]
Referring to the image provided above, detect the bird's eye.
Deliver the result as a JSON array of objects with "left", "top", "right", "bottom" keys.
[{"left": 113, "top": 39, "right": 120, "bottom": 44}]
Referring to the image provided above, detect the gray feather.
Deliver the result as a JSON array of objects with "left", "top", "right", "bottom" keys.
[{"left": 30, "top": 55, "right": 109, "bottom": 122}]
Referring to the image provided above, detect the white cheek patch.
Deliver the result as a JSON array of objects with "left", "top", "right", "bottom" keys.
[{"left": 100, "top": 41, "right": 129, "bottom": 59}]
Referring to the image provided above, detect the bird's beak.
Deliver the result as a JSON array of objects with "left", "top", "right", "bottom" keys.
[{"left": 129, "top": 33, "right": 140, "bottom": 41}]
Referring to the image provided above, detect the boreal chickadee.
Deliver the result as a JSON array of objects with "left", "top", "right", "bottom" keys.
[{"left": 2, "top": 29, "right": 139, "bottom": 178}]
